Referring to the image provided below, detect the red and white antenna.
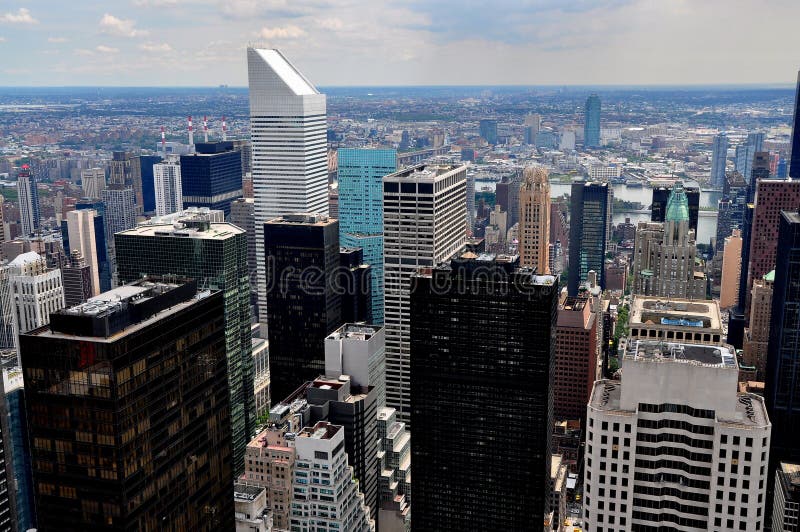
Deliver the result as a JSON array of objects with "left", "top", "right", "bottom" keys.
[
  {"left": 203, "top": 115, "right": 208, "bottom": 143},
  {"left": 161, "top": 126, "right": 166, "bottom": 156},
  {"left": 222, "top": 115, "right": 227, "bottom": 141},
  {"left": 188, "top": 115, "right": 194, "bottom": 146}
]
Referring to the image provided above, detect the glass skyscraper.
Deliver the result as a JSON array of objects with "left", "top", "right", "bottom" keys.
[
  {"left": 179, "top": 141, "right": 243, "bottom": 216},
  {"left": 584, "top": 94, "right": 601, "bottom": 148},
  {"left": 337, "top": 148, "right": 397, "bottom": 324},
  {"left": 115, "top": 219, "right": 254, "bottom": 476},
  {"left": 568, "top": 181, "right": 611, "bottom": 295}
]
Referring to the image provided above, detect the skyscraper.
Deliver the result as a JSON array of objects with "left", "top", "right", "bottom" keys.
[
  {"left": 100, "top": 186, "right": 136, "bottom": 237},
  {"left": 478, "top": 119, "right": 498, "bottom": 145},
  {"left": 568, "top": 181, "right": 611, "bottom": 295},
  {"left": 74, "top": 200, "right": 112, "bottom": 292},
  {"left": 410, "top": 253, "right": 557, "bottom": 529},
  {"left": 325, "top": 323, "right": 387, "bottom": 408},
  {"left": 65, "top": 209, "right": 100, "bottom": 296},
  {"left": 110, "top": 151, "right": 143, "bottom": 214},
  {"left": 337, "top": 148, "right": 397, "bottom": 323},
  {"left": 264, "top": 214, "right": 342, "bottom": 404},
  {"left": 383, "top": 163, "right": 467, "bottom": 425},
  {"left": 137, "top": 154, "right": 162, "bottom": 214},
  {"left": 711, "top": 133, "right": 729, "bottom": 188},
  {"left": 115, "top": 218, "right": 254, "bottom": 476},
  {"left": 229, "top": 197, "right": 257, "bottom": 318},
  {"left": 554, "top": 295, "right": 598, "bottom": 422},
  {"left": 20, "top": 279, "right": 234, "bottom": 531},
  {"left": 153, "top": 160, "right": 184, "bottom": 216},
  {"left": 584, "top": 94, "right": 601, "bottom": 148},
  {"left": 7, "top": 252, "right": 63, "bottom": 334},
  {"left": 80, "top": 167, "right": 106, "bottom": 199},
  {"left": 61, "top": 250, "right": 92, "bottom": 307},
  {"left": 719, "top": 228, "right": 742, "bottom": 309},
  {"left": 791, "top": 70, "right": 800, "bottom": 179},
  {"left": 179, "top": 141, "right": 242, "bottom": 215},
  {"left": 17, "top": 165, "right": 40, "bottom": 237},
  {"left": 248, "top": 48, "right": 328, "bottom": 330},
  {"left": 585, "top": 339, "right": 771, "bottom": 531},
  {"left": 518, "top": 165, "right": 550, "bottom": 273},
  {"left": 651, "top": 183, "right": 700, "bottom": 233}
]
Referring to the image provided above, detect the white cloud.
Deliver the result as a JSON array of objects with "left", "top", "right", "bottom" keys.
[
  {"left": 257, "top": 25, "right": 307, "bottom": 40},
  {"left": 0, "top": 8, "right": 38, "bottom": 24},
  {"left": 99, "top": 13, "right": 148, "bottom": 38},
  {"left": 47, "top": 37, "right": 69, "bottom": 43},
  {"left": 133, "top": 0, "right": 181, "bottom": 6},
  {"left": 96, "top": 45, "right": 120, "bottom": 54},
  {"left": 0, "top": 37, "right": 6, "bottom": 43},
  {"left": 139, "top": 42, "right": 173, "bottom": 52},
  {"left": 74, "top": 49, "right": 95, "bottom": 56},
  {"left": 317, "top": 17, "right": 344, "bottom": 31}
]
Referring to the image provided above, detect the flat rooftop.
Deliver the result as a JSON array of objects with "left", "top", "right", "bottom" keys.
[
  {"left": 264, "top": 213, "right": 333, "bottom": 226},
  {"left": 299, "top": 421, "right": 340, "bottom": 440},
  {"left": 327, "top": 323, "right": 382, "bottom": 342},
  {"left": 623, "top": 339, "right": 736, "bottom": 369},
  {"left": 384, "top": 163, "right": 466, "bottom": 182},
  {"left": 118, "top": 221, "right": 243, "bottom": 240},
  {"left": 630, "top": 296, "right": 721, "bottom": 330},
  {"left": 233, "top": 483, "right": 264, "bottom": 502}
]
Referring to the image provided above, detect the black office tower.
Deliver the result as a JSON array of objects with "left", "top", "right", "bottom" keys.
[
  {"left": 137, "top": 154, "right": 162, "bottom": 214},
  {"left": 410, "top": 253, "right": 558, "bottom": 530},
  {"left": 568, "top": 181, "right": 611, "bottom": 295},
  {"left": 115, "top": 219, "right": 254, "bottom": 477},
  {"left": 265, "top": 214, "right": 343, "bottom": 403},
  {"left": 790, "top": 71, "right": 800, "bottom": 179},
  {"left": 20, "top": 279, "right": 234, "bottom": 531},
  {"left": 652, "top": 184, "right": 699, "bottom": 233},
  {"left": 339, "top": 246, "right": 372, "bottom": 324},
  {"left": 180, "top": 141, "right": 243, "bottom": 216}
]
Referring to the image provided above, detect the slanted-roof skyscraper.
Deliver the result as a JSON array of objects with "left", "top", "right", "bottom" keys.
[
  {"left": 584, "top": 94, "right": 601, "bottom": 149},
  {"left": 410, "top": 253, "right": 558, "bottom": 529},
  {"left": 518, "top": 165, "right": 550, "bottom": 273},
  {"left": 247, "top": 48, "right": 328, "bottom": 331}
]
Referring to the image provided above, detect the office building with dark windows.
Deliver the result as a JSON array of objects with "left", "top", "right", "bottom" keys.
[
  {"left": 410, "top": 252, "right": 558, "bottom": 530},
  {"left": 180, "top": 141, "right": 243, "bottom": 216},
  {"left": 651, "top": 183, "right": 700, "bottom": 233},
  {"left": 115, "top": 218, "right": 254, "bottom": 476},
  {"left": 568, "top": 181, "right": 612, "bottom": 295},
  {"left": 584, "top": 94, "right": 601, "bottom": 148},
  {"left": 264, "top": 214, "right": 343, "bottom": 404},
  {"left": 20, "top": 279, "right": 234, "bottom": 531}
]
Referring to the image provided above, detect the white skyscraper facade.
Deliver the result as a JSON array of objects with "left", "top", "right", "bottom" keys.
[
  {"left": 7, "top": 252, "right": 64, "bottom": 334},
  {"left": 153, "top": 161, "right": 184, "bottom": 216},
  {"left": 382, "top": 163, "right": 467, "bottom": 424},
  {"left": 247, "top": 47, "right": 328, "bottom": 329},
  {"left": 66, "top": 209, "right": 100, "bottom": 296},
  {"left": 584, "top": 340, "right": 770, "bottom": 531}
]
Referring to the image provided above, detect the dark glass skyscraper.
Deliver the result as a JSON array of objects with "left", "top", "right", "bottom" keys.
[
  {"left": 568, "top": 181, "right": 611, "bottom": 295},
  {"left": 20, "top": 280, "right": 234, "bottom": 531},
  {"left": 584, "top": 94, "right": 601, "bottom": 148},
  {"left": 479, "top": 119, "right": 498, "bottom": 145},
  {"left": 265, "top": 214, "right": 343, "bottom": 403},
  {"left": 180, "top": 141, "right": 243, "bottom": 216},
  {"left": 410, "top": 253, "right": 558, "bottom": 530},
  {"left": 115, "top": 219, "right": 254, "bottom": 476},
  {"left": 137, "top": 154, "right": 162, "bottom": 214}
]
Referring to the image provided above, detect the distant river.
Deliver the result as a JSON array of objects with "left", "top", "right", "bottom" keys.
[{"left": 476, "top": 179, "right": 721, "bottom": 245}]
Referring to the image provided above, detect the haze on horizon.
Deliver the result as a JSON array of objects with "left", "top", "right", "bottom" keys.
[{"left": 1, "top": 0, "right": 798, "bottom": 87}]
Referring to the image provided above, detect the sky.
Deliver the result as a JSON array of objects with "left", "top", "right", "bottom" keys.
[{"left": 1, "top": 0, "right": 799, "bottom": 87}]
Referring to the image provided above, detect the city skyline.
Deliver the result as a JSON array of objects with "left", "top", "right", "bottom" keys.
[{"left": 1, "top": 1, "right": 800, "bottom": 86}]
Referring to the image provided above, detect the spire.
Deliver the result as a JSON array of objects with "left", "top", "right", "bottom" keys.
[{"left": 665, "top": 181, "right": 690, "bottom": 223}]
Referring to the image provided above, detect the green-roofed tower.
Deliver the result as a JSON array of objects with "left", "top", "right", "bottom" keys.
[{"left": 665, "top": 181, "right": 690, "bottom": 222}]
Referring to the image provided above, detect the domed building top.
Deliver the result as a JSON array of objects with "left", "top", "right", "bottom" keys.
[{"left": 665, "top": 181, "right": 690, "bottom": 223}]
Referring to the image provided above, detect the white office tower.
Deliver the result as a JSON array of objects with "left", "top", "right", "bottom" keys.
[
  {"left": 66, "top": 209, "right": 100, "bottom": 296},
  {"left": 0, "top": 268, "right": 17, "bottom": 353},
  {"left": 7, "top": 252, "right": 64, "bottom": 334},
  {"left": 81, "top": 167, "right": 106, "bottom": 199},
  {"left": 584, "top": 340, "right": 771, "bottom": 531},
  {"left": 325, "top": 323, "right": 387, "bottom": 407},
  {"left": 153, "top": 161, "right": 184, "bottom": 216},
  {"left": 290, "top": 421, "right": 375, "bottom": 532},
  {"left": 383, "top": 163, "right": 467, "bottom": 424},
  {"left": 247, "top": 48, "right": 328, "bottom": 332}
]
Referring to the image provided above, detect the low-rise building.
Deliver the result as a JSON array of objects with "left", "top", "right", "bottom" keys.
[{"left": 234, "top": 483, "right": 273, "bottom": 532}]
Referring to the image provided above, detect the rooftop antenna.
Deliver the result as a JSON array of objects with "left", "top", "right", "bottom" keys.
[
  {"left": 222, "top": 115, "right": 227, "bottom": 141},
  {"left": 161, "top": 126, "right": 166, "bottom": 157},
  {"left": 203, "top": 115, "right": 208, "bottom": 143},
  {"left": 188, "top": 115, "right": 194, "bottom": 147}
]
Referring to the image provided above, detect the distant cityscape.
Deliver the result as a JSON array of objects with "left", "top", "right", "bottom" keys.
[{"left": 0, "top": 39, "right": 799, "bottom": 532}]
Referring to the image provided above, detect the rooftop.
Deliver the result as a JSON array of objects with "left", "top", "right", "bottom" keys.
[
  {"left": 384, "top": 162, "right": 466, "bottom": 182},
  {"left": 264, "top": 213, "right": 333, "bottom": 226},
  {"left": 327, "top": 323, "right": 382, "bottom": 342},
  {"left": 233, "top": 483, "right": 265, "bottom": 502},
  {"left": 117, "top": 220, "right": 243, "bottom": 240},
  {"left": 250, "top": 48, "right": 319, "bottom": 96},
  {"left": 665, "top": 181, "right": 690, "bottom": 222},
  {"left": 298, "top": 421, "right": 340, "bottom": 440},
  {"left": 630, "top": 296, "right": 721, "bottom": 330},
  {"left": 623, "top": 339, "right": 736, "bottom": 369}
]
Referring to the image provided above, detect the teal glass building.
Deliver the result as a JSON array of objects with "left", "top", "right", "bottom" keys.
[{"left": 337, "top": 148, "right": 397, "bottom": 324}]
